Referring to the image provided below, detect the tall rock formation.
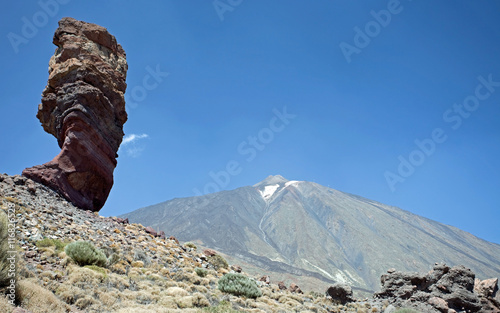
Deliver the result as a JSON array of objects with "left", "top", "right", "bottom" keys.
[{"left": 23, "top": 17, "right": 128, "bottom": 212}]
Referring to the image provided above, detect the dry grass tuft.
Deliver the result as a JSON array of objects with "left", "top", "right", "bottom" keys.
[
  {"left": 165, "top": 286, "right": 189, "bottom": 297},
  {"left": 0, "top": 295, "right": 13, "bottom": 313},
  {"left": 16, "top": 278, "right": 69, "bottom": 313}
]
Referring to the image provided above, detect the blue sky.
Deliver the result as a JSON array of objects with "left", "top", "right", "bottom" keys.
[{"left": 1, "top": 1, "right": 499, "bottom": 244}]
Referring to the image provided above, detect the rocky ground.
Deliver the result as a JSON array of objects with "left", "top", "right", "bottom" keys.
[{"left": 1, "top": 173, "right": 499, "bottom": 313}]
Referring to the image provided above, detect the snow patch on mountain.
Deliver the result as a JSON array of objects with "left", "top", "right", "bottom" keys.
[
  {"left": 285, "top": 180, "right": 300, "bottom": 187},
  {"left": 259, "top": 184, "right": 280, "bottom": 200}
]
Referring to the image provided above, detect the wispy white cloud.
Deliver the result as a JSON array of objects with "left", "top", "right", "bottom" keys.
[
  {"left": 122, "top": 133, "right": 149, "bottom": 146},
  {"left": 120, "top": 133, "right": 149, "bottom": 158}
]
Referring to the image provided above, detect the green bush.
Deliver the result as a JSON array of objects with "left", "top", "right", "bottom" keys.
[
  {"left": 64, "top": 241, "right": 107, "bottom": 267},
  {"left": 195, "top": 267, "right": 208, "bottom": 277},
  {"left": 0, "top": 210, "right": 11, "bottom": 287},
  {"left": 308, "top": 290, "right": 324, "bottom": 299},
  {"left": 208, "top": 254, "right": 229, "bottom": 270},
  {"left": 185, "top": 242, "right": 197, "bottom": 249},
  {"left": 203, "top": 300, "right": 239, "bottom": 313},
  {"left": 36, "top": 238, "right": 67, "bottom": 253},
  {"left": 84, "top": 265, "right": 108, "bottom": 279},
  {"left": 218, "top": 273, "right": 262, "bottom": 299}
]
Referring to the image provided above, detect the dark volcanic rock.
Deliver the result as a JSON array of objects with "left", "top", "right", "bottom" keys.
[
  {"left": 277, "top": 281, "right": 287, "bottom": 291},
  {"left": 22, "top": 17, "right": 127, "bottom": 212},
  {"left": 375, "top": 264, "right": 484, "bottom": 313},
  {"left": 327, "top": 283, "right": 354, "bottom": 305},
  {"left": 259, "top": 275, "right": 270, "bottom": 284},
  {"left": 145, "top": 226, "right": 157, "bottom": 237}
]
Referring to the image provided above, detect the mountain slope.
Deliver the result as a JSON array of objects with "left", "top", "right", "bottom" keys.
[{"left": 121, "top": 175, "right": 500, "bottom": 292}]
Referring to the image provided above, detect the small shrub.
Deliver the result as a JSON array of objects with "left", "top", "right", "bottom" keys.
[
  {"left": 106, "top": 252, "right": 120, "bottom": 267},
  {"left": 308, "top": 290, "right": 323, "bottom": 299},
  {"left": 0, "top": 293, "right": 14, "bottom": 313},
  {"left": 36, "top": 238, "right": 67, "bottom": 253},
  {"left": 203, "top": 300, "right": 239, "bottom": 313},
  {"left": 16, "top": 279, "right": 69, "bottom": 313},
  {"left": 133, "top": 249, "right": 151, "bottom": 267},
  {"left": 195, "top": 267, "right": 208, "bottom": 277},
  {"left": 65, "top": 241, "right": 107, "bottom": 267},
  {"left": 84, "top": 265, "right": 108, "bottom": 278},
  {"left": 185, "top": 242, "right": 197, "bottom": 249},
  {"left": 218, "top": 273, "right": 262, "bottom": 299},
  {"left": 208, "top": 254, "right": 229, "bottom": 270}
]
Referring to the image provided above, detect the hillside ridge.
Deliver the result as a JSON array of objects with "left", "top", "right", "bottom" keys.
[{"left": 122, "top": 175, "right": 500, "bottom": 293}]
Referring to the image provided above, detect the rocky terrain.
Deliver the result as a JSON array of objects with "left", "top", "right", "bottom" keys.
[
  {"left": 1, "top": 174, "right": 499, "bottom": 313},
  {"left": 0, "top": 173, "right": 396, "bottom": 312},
  {"left": 22, "top": 17, "right": 128, "bottom": 212},
  {"left": 122, "top": 175, "right": 500, "bottom": 294}
]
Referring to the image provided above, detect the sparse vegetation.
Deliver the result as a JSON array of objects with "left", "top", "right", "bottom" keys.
[
  {"left": 208, "top": 254, "right": 229, "bottom": 270},
  {"left": 195, "top": 267, "right": 208, "bottom": 277},
  {"left": 64, "top": 241, "right": 108, "bottom": 267},
  {"left": 84, "top": 265, "right": 108, "bottom": 278},
  {"left": 36, "top": 238, "right": 67, "bottom": 253},
  {"left": 203, "top": 300, "right": 239, "bottom": 313},
  {"left": 133, "top": 249, "right": 151, "bottom": 267},
  {"left": 2, "top": 174, "right": 442, "bottom": 313},
  {"left": 308, "top": 290, "right": 324, "bottom": 299},
  {"left": 16, "top": 278, "right": 69, "bottom": 313},
  {"left": 0, "top": 210, "right": 11, "bottom": 288},
  {"left": 218, "top": 273, "right": 262, "bottom": 299},
  {"left": 185, "top": 242, "right": 197, "bottom": 249}
]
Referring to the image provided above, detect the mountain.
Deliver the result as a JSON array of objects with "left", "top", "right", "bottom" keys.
[{"left": 121, "top": 175, "right": 500, "bottom": 293}]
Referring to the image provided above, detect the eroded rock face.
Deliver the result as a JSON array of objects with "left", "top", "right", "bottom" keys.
[
  {"left": 374, "top": 264, "right": 497, "bottom": 313},
  {"left": 22, "top": 17, "right": 127, "bottom": 212}
]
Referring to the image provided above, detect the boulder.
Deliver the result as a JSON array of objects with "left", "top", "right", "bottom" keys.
[
  {"left": 203, "top": 249, "right": 217, "bottom": 257},
  {"left": 22, "top": 17, "right": 127, "bottom": 212},
  {"left": 475, "top": 278, "right": 500, "bottom": 313},
  {"left": 289, "top": 283, "right": 303, "bottom": 294},
  {"left": 145, "top": 226, "right": 157, "bottom": 237},
  {"left": 230, "top": 264, "right": 242, "bottom": 273},
  {"left": 375, "top": 264, "right": 482, "bottom": 313},
  {"left": 114, "top": 217, "right": 129, "bottom": 225},
  {"left": 475, "top": 278, "right": 499, "bottom": 298},
  {"left": 169, "top": 236, "right": 179, "bottom": 244},
  {"left": 326, "top": 283, "right": 354, "bottom": 304},
  {"left": 277, "top": 281, "right": 287, "bottom": 291},
  {"left": 158, "top": 231, "right": 166, "bottom": 240},
  {"left": 259, "top": 275, "right": 270, "bottom": 284}
]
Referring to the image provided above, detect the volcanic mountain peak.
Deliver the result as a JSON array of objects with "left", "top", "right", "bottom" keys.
[
  {"left": 121, "top": 175, "right": 500, "bottom": 294},
  {"left": 253, "top": 175, "right": 289, "bottom": 187},
  {"left": 253, "top": 175, "right": 303, "bottom": 201}
]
